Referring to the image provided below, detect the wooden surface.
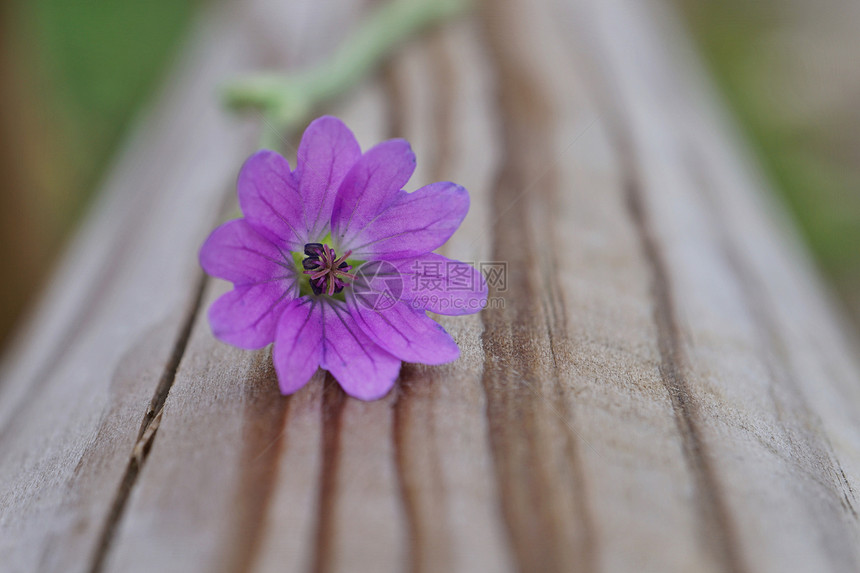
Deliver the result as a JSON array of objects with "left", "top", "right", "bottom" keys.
[{"left": 2, "top": 0, "right": 860, "bottom": 571}]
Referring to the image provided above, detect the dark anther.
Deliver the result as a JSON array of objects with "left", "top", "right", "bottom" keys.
[
  {"left": 304, "top": 243, "right": 324, "bottom": 257},
  {"left": 302, "top": 257, "right": 319, "bottom": 270}
]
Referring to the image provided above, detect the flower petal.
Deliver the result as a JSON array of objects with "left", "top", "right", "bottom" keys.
[
  {"left": 273, "top": 299, "right": 401, "bottom": 400},
  {"left": 320, "top": 302, "right": 402, "bottom": 400},
  {"left": 237, "top": 150, "right": 306, "bottom": 250},
  {"left": 273, "top": 298, "right": 324, "bottom": 394},
  {"left": 209, "top": 280, "right": 297, "bottom": 349},
  {"left": 392, "top": 253, "right": 488, "bottom": 315},
  {"left": 330, "top": 139, "right": 416, "bottom": 246},
  {"left": 341, "top": 182, "right": 469, "bottom": 260},
  {"left": 347, "top": 294, "right": 460, "bottom": 365},
  {"left": 295, "top": 116, "right": 361, "bottom": 240},
  {"left": 199, "top": 219, "right": 293, "bottom": 285}
]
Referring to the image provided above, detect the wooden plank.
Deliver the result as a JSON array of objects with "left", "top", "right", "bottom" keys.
[
  {"left": 477, "top": 3, "right": 716, "bottom": 572},
  {"left": 0, "top": 0, "right": 362, "bottom": 571},
  {"left": 556, "top": 1, "right": 860, "bottom": 571},
  {"left": 1, "top": 0, "right": 859, "bottom": 572}
]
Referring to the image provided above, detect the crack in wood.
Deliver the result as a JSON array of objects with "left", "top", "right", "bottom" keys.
[
  {"left": 621, "top": 169, "right": 748, "bottom": 573},
  {"left": 553, "top": 4, "right": 750, "bottom": 570},
  {"left": 87, "top": 271, "right": 208, "bottom": 573},
  {"left": 227, "top": 352, "right": 292, "bottom": 572},
  {"left": 685, "top": 145, "right": 860, "bottom": 567},
  {"left": 310, "top": 377, "right": 347, "bottom": 573},
  {"left": 478, "top": 2, "right": 596, "bottom": 571},
  {"left": 383, "top": 31, "right": 458, "bottom": 572},
  {"left": 392, "top": 365, "right": 450, "bottom": 573}
]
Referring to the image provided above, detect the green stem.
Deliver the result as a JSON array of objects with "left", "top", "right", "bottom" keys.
[{"left": 222, "top": 0, "right": 470, "bottom": 149}]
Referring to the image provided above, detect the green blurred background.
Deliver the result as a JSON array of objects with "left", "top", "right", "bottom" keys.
[
  {"left": 0, "top": 0, "right": 858, "bottom": 349},
  {"left": 678, "top": 0, "right": 860, "bottom": 326},
  {"left": 0, "top": 0, "right": 198, "bottom": 348}
]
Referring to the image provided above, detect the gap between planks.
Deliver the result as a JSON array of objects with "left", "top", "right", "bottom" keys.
[{"left": 87, "top": 272, "right": 209, "bottom": 573}]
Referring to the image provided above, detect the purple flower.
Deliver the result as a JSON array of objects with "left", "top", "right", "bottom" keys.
[{"left": 199, "top": 116, "right": 487, "bottom": 400}]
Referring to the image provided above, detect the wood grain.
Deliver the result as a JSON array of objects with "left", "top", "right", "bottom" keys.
[{"left": 2, "top": 0, "right": 860, "bottom": 572}]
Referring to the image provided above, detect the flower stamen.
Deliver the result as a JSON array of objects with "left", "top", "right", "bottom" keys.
[{"left": 302, "top": 243, "right": 356, "bottom": 296}]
